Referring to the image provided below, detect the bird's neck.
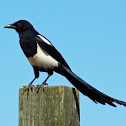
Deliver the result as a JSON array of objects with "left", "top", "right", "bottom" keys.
[{"left": 19, "top": 29, "right": 38, "bottom": 40}]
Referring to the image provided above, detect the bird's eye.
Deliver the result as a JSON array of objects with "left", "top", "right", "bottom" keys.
[{"left": 18, "top": 22, "right": 21, "bottom": 26}]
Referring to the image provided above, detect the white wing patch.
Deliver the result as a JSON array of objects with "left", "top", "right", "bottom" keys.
[{"left": 37, "top": 35, "right": 52, "bottom": 46}]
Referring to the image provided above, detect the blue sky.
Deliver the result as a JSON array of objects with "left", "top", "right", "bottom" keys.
[{"left": 1, "top": 0, "right": 126, "bottom": 126}]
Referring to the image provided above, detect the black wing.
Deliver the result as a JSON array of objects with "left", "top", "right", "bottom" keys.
[{"left": 35, "top": 35, "right": 71, "bottom": 70}]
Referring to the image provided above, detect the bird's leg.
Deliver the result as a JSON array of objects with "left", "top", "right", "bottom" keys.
[
  {"left": 23, "top": 77, "right": 36, "bottom": 95},
  {"left": 29, "top": 77, "right": 36, "bottom": 85},
  {"left": 41, "top": 71, "right": 53, "bottom": 86},
  {"left": 41, "top": 74, "right": 51, "bottom": 86},
  {"left": 36, "top": 74, "right": 51, "bottom": 93},
  {"left": 36, "top": 72, "right": 53, "bottom": 93},
  {"left": 23, "top": 68, "right": 39, "bottom": 96}
]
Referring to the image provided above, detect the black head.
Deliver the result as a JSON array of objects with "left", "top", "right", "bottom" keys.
[{"left": 4, "top": 20, "right": 34, "bottom": 33}]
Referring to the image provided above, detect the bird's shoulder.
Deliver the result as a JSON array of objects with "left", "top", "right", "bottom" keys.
[{"left": 36, "top": 35, "right": 71, "bottom": 70}]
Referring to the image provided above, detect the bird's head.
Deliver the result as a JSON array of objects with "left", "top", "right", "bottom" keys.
[{"left": 4, "top": 20, "right": 34, "bottom": 33}]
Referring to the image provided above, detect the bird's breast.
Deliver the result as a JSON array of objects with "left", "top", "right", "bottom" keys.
[
  {"left": 28, "top": 44, "right": 58, "bottom": 71},
  {"left": 20, "top": 38, "right": 37, "bottom": 57}
]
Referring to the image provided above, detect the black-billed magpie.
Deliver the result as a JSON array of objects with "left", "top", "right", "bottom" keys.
[{"left": 4, "top": 20, "right": 126, "bottom": 107}]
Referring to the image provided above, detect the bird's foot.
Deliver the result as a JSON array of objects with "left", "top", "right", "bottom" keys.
[
  {"left": 36, "top": 82, "right": 48, "bottom": 93},
  {"left": 23, "top": 83, "right": 34, "bottom": 97},
  {"left": 42, "top": 82, "right": 48, "bottom": 86}
]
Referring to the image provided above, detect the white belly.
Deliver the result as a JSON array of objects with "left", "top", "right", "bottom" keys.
[{"left": 28, "top": 44, "right": 58, "bottom": 71}]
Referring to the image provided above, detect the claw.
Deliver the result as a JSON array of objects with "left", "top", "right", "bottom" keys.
[
  {"left": 42, "top": 82, "right": 48, "bottom": 86},
  {"left": 36, "top": 82, "right": 48, "bottom": 93},
  {"left": 22, "top": 84, "right": 34, "bottom": 98}
]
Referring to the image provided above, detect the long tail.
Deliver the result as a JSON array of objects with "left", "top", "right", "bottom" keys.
[{"left": 55, "top": 64, "right": 126, "bottom": 107}]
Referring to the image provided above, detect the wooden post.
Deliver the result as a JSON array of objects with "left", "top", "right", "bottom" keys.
[{"left": 19, "top": 86, "right": 80, "bottom": 126}]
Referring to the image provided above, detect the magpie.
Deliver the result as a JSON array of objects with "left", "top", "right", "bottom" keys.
[{"left": 4, "top": 20, "right": 126, "bottom": 107}]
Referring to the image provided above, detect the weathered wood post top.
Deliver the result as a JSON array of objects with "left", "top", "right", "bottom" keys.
[{"left": 19, "top": 86, "right": 80, "bottom": 126}]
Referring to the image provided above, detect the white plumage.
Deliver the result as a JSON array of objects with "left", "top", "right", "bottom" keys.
[{"left": 28, "top": 44, "right": 58, "bottom": 71}]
